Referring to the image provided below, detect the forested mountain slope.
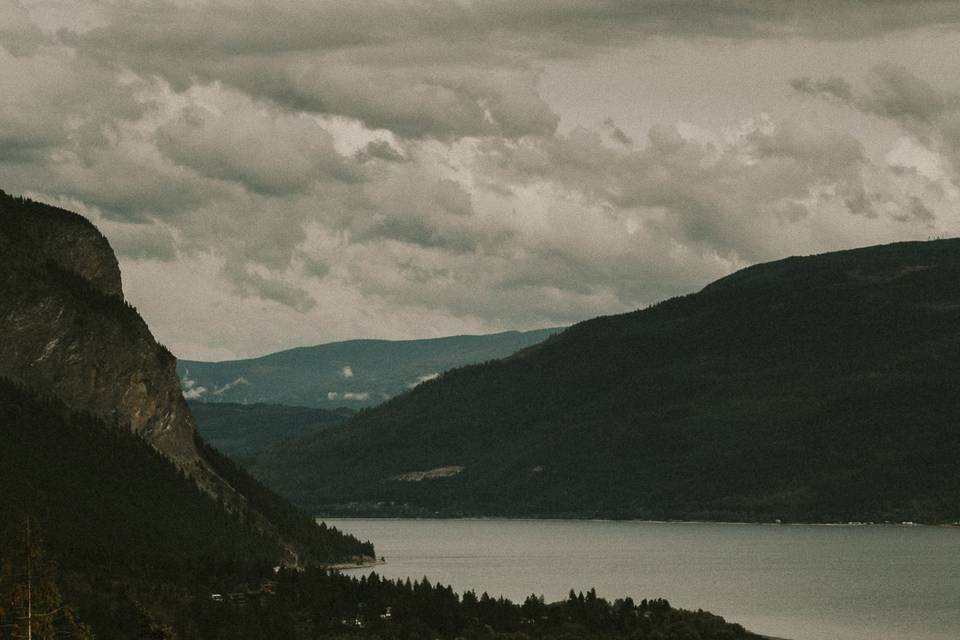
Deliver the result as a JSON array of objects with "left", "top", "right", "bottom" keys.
[
  {"left": 189, "top": 401, "right": 352, "bottom": 459},
  {"left": 252, "top": 239, "right": 960, "bottom": 522}
]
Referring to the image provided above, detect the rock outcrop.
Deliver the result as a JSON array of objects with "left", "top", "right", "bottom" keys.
[
  {"left": 0, "top": 191, "right": 288, "bottom": 542},
  {"left": 0, "top": 191, "right": 199, "bottom": 465}
]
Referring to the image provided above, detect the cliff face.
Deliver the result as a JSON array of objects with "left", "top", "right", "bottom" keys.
[
  {"left": 0, "top": 190, "right": 375, "bottom": 566},
  {"left": 0, "top": 192, "right": 199, "bottom": 465}
]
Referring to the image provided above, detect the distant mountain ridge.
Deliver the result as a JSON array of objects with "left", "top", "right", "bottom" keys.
[
  {"left": 178, "top": 328, "right": 561, "bottom": 409},
  {"left": 250, "top": 239, "right": 960, "bottom": 523}
]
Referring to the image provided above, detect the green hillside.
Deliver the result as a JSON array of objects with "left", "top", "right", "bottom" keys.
[
  {"left": 178, "top": 328, "right": 561, "bottom": 409},
  {"left": 251, "top": 239, "right": 960, "bottom": 523},
  {"left": 188, "top": 401, "right": 352, "bottom": 459}
]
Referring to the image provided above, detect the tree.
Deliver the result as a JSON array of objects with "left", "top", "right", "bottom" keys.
[{"left": 0, "top": 518, "right": 93, "bottom": 640}]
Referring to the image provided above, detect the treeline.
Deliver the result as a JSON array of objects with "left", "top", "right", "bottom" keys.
[{"left": 188, "top": 568, "right": 756, "bottom": 640}]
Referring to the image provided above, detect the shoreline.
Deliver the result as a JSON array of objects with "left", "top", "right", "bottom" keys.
[
  {"left": 317, "top": 515, "right": 959, "bottom": 529},
  {"left": 325, "top": 557, "right": 386, "bottom": 571}
]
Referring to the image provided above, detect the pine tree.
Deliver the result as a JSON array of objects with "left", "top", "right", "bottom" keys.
[{"left": 0, "top": 518, "right": 93, "bottom": 640}]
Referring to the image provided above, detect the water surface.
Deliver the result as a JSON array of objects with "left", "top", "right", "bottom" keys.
[{"left": 324, "top": 518, "right": 960, "bottom": 640}]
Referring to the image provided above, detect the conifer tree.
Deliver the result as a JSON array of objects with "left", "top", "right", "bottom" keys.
[{"left": 0, "top": 518, "right": 93, "bottom": 640}]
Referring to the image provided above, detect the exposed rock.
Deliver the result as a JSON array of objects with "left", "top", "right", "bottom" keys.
[
  {"left": 391, "top": 465, "right": 465, "bottom": 482},
  {"left": 0, "top": 192, "right": 198, "bottom": 465},
  {"left": 0, "top": 191, "right": 280, "bottom": 543}
]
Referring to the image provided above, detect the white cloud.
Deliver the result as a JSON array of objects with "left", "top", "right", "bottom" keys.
[
  {"left": 408, "top": 372, "right": 439, "bottom": 388},
  {"left": 180, "top": 370, "right": 208, "bottom": 399},
  {"left": 212, "top": 376, "right": 250, "bottom": 396}
]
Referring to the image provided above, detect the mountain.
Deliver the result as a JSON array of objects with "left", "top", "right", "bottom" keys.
[
  {"left": 188, "top": 400, "right": 352, "bottom": 459},
  {"left": 250, "top": 239, "right": 960, "bottom": 523},
  {"left": 0, "top": 190, "right": 373, "bottom": 569},
  {"left": 178, "top": 328, "right": 561, "bottom": 409}
]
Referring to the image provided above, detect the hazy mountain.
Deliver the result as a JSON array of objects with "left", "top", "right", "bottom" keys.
[
  {"left": 188, "top": 400, "right": 353, "bottom": 459},
  {"left": 251, "top": 239, "right": 960, "bottom": 523},
  {"left": 178, "top": 327, "right": 561, "bottom": 409},
  {"left": 0, "top": 190, "right": 372, "bottom": 567}
]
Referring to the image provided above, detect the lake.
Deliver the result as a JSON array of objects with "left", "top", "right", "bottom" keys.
[{"left": 323, "top": 518, "right": 960, "bottom": 640}]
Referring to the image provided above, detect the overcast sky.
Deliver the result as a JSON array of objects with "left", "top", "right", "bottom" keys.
[{"left": 3, "top": 1, "right": 960, "bottom": 360}]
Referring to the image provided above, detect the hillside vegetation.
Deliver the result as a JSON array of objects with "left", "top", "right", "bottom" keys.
[
  {"left": 189, "top": 401, "right": 352, "bottom": 459},
  {"left": 252, "top": 239, "right": 960, "bottom": 523}
]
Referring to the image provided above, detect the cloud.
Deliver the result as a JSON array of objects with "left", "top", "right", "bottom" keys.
[
  {"left": 212, "top": 376, "right": 250, "bottom": 396},
  {"left": 180, "top": 370, "right": 208, "bottom": 399},
  {"left": 60, "top": 1, "right": 960, "bottom": 144},
  {"left": 476, "top": 118, "right": 873, "bottom": 263},
  {"left": 156, "top": 95, "right": 363, "bottom": 194},
  {"left": 792, "top": 63, "right": 960, "bottom": 180},
  {"left": 408, "top": 372, "right": 439, "bottom": 388},
  {"left": 603, "top": 117, "right": 634, "bottom": 146},
  {"left": 790, "top": 76, "right": 855, "bottom": 103},
  {"left": 0, "top": 0, "right": 50, "bottom": 56},
  {"left": 98, "top": 220, "right": 179, "bottom": 261},
  {"left": 358, "top": 140, "right": 406, "bottom": 163},
  {"left": 224, "top": 261, "right": 317, "bottom": 313}
]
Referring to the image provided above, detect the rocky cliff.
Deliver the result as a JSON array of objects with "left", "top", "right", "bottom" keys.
[
  {"left": 0, "top": 191, "right": 200, "bottom": 464},
  {"left": 0, "top": 190, "right": 325, "bottom": 557}
]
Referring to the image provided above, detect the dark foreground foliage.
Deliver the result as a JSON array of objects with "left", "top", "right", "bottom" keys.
[
  {"left": 0, "top": 379, "right": 372, "bottom": 638},
  {"left": 186, "top": 568, "right": 757, "bottom": 640}
]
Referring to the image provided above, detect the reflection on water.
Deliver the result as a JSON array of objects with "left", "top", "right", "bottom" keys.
[{"left": 323, "top": 518, "right": 960, "bottom": 640}]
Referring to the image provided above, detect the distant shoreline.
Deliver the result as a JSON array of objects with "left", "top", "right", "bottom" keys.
[
  {"left": 317, "top": 515, "right": 960, "bottom": 529},
  {"left": 326, "top": 557, "right": 386, "bottom": 571}
]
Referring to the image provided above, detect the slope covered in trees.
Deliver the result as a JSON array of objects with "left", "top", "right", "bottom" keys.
[
  {"left": 252, "top": 239, "right": 960, "bottom": 522},
  {"left": 189, "top": 401, "right": 352, "bottom": 459},
  {"left": 0, "top": 378, "right": 375, "bottom": 638},
  {"left": 0, "top": 379, "right": 371, "bottom": 570}
]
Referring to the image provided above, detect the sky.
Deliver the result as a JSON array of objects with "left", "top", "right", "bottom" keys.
[{"left": 3, "top": 1, "right": 960, "bottom": 360}]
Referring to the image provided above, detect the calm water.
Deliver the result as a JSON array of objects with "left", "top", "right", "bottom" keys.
[{"left": 323, "top": 518, "right": 960, "bottom": 640}]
